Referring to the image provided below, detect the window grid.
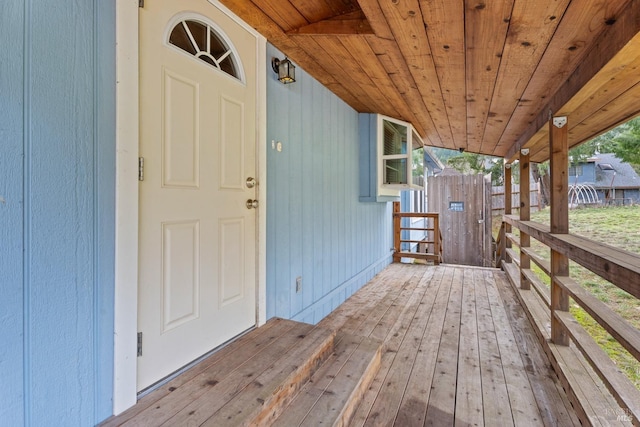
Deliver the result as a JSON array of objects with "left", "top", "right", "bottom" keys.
[{"left": 169, "top": 19, "right": 241, "bottom": 81}]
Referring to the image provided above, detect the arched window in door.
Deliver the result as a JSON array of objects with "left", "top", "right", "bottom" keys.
[{"left": 168, "top": 18, "right": 243, "bottom": 82}]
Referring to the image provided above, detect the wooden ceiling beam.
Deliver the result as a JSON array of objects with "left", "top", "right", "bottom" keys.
[
  {"left": 220, "top": 0, "right": 369, "bottom": 111},
  {"left": 500, "top": 0, "right": 632, "bottom": 158},
  {"left": 289, "top": 35, "right": 381, "bottom": 110},
  {"left": 286, "top": 11, "right": 374, "bottom": 35},
  {"left": 526, "top": 34, "right": 640, "bottom": 163},
  {"left": 356, "top": 0, "right": 394, "bottom": 40},
  {"left": 367, "top": 37, "right": 442, "bottom": 145},
  {"left": 481, "top": 0, "right": 569, "bottom": 156},
  {"left": 505, "top": 0, "right": 640, "bottom": 161},
  {"left": 358, "top": 1, "right": 443, "bottom": 145},
  {"left": 337, "top": 37, "right": 425, "bottom": 137},
  {"left": 464, "top": 0, "right": 514, "bottom": 154},
  {"left": 419, "top": 0, "right": 466, "bottom": 150},
  {"left": 250, "top": 0, "right": 308, "bottom": 31},
  {"left": 376, "top": 0, "right": 453, "bottom": 146}
]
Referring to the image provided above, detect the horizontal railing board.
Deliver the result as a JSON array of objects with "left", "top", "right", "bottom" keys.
[
  {"left": 502, "top": 261, "right": 632, "bottom": 426},
  {"left": 503, "top": 215, "right": 640, "bottom": 299},
  {"left": 393, "top": 212, "right": 439, "bottom": 218},
  {"left": 396, "top": 252, "right": 440, "bottom": 261},
  {"left": 554, "top": 275, "right": 640, "bottom": 363},
  {"left": 505, "top": 248, "right": 520, "bottom": 267},
  {"left": 521, "top": 268, "right": 551, "bottom": 308},
  {"left": 554, "top": 310, "right": 640, "bottom": 425},
  {"left": 505, "top": 233, "right": 520, "bottom": 248},
  {"left": 400, "top": 227, "right": 435, "bottom": 231},
  {"left": 521, "top": 246, "right": 551, "bottom": 277}
]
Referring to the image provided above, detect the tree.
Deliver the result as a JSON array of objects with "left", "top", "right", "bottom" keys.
[
  {"left": 568, "top": 138, "right": 598, "bottom": 185},
  {"left": 446, "top": 152, "right": 503, "bottom": 185},
  {"left": 572, "top": 116, "right": 640, "bottom": 174},
  {"left": 608, "top": 117, "right": 640, "bottom": 170},
  {"left": 531, "top": 162, "right": 550, "bottom": 208}
]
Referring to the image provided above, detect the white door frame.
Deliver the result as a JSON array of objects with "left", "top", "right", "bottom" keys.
[{"left": 113, "top": 0, "right": 267, "bottom": 414}]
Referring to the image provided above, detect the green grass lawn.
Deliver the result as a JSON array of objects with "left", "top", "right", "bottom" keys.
[{"left": 493, "top": 205, "right": 640, "bottom": 389}]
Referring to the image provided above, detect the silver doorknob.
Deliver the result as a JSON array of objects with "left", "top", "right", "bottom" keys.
[
  {"left": 246, "top": 177, "right": 257, "bottom": 188},
  {"left": 246, "top": 199, "right": 259, "bottom": 209}
]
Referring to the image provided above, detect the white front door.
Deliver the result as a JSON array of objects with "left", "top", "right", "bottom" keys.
[{"left": 138, "top": 0, "right": 257, "bottom": 391}]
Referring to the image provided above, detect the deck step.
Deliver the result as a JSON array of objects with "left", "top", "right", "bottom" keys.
[
  {"left": 203, "top": 324, "right": 337, "bottom": 427},
  {"left": 273, "top": 333, "right": 383, "bottom": 427},
  {"left": 100, "top": 317, "right": 318, "bottom": 427}
]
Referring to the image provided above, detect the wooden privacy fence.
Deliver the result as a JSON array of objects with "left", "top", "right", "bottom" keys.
[
  {"left": 492, "top": 183, "right": 541, "bottom": 214},
  {"left": 497, "top": 215, "right": 640, "bottom": 423},
  {"left": 392, "top": 201, "right": 442, "bottom": 264}
]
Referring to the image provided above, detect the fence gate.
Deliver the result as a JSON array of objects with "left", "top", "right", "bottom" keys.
[{"left": 427, "top": 173, "right": 492, "bottom": 266}]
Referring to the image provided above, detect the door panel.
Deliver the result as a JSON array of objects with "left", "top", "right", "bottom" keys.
[
  {"left": 161, "top": 220, "right": 200, "bottom": 332},
  {"left": 138, "top": 0, "right": 257, "bottom": 391},
  {"left": 162, "top": 70, "right": 200, "bottom": 188}
]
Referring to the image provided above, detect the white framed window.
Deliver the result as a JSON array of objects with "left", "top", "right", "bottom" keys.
[{"left": 378, "top": 115, "right": 424, "bottom": 190}]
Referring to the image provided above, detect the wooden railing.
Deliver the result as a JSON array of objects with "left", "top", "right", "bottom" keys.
[
  {"left": 500, "top": 214, "right": 640, "bottom": 425},
  {"left": 392, "top": 201, "right": 442, "bottom": 264}
]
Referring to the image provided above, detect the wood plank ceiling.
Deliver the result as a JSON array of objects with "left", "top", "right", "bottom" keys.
[{"left": 220, "top": 0, "right": 640, "bottom": 163}]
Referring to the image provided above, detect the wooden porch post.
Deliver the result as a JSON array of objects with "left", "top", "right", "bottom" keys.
[
  {"left": 393, "top": 201, "right": 401, "bottom": 263},
  {"left": 504, "top": 160, "right": 512, "bottom": 254},
  {"left": 433, "top": 214, "right": 441, "bottom": 265},
  {"left": 519, "top": 149, "right": 531, "bottom": 290},
  {"left": 549, "top": 116, "right": 570, "bottom": 346}
]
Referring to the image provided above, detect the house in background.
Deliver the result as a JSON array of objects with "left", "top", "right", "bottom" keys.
[
  {"left": 2, "top": 0, "right": 640, "bottom": 425},
  {"left": 570, "top": 153, "right": 640, "bottom": 204}
]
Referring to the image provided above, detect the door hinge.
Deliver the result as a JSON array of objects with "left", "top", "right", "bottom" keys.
[
  {"left": 137, "top": 332, "right": 143, "bottom": 357},
  {"left": 139, "top": 0, "right": 144, "bottom": 8},
  {"left": 138, "top": 157, "right": 144, "bottom": 181}
]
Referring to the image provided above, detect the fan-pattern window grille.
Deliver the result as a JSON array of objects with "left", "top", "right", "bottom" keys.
[{"left": 169, "top": 19, "right": 241, "bottom": 80}]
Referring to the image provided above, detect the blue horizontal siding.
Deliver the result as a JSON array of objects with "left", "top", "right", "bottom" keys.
[
  {"left": 0, "top": 0, "right": 115, "bottom": 424},
  {"left": 266, "top": 45, "right": 393, "bottom": 323}
]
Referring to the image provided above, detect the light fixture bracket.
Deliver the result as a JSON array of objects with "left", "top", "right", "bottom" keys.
[
  {"left": 271, "top": 58, "right": 280, "bottom": 74},
  {"left": 553, "top": 116, "right": 567, "bottom": 128}
]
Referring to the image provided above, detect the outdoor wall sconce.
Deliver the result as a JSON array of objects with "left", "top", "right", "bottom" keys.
[
  {"left": 272, "top": 57, "right": 296, "bottom": 84},
  {"left": 521, "top": 148, "right": 530, "bottom": 156}
]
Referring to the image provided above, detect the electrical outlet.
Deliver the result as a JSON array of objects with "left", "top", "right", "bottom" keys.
[{"left": 296, "top": 276, "right": 302, "bottom": 293}]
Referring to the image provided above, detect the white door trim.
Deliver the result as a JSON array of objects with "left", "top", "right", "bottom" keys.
[{"left": 113, "top": 0, "right": 267, "bottom": 415}]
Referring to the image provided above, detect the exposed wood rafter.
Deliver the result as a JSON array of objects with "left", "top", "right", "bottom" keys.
[
  {"left": 220, "top": 0, "right": 640, "bottom": 162},
  {"left": 286, "top": 10, "right": 374, "bottom": 35}
]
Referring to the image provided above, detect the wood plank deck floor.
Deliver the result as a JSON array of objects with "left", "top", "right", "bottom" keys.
[
  {"left": 103, "top": 264, "right": 581, "bottom": 426},
  {"left": 319, "top": 264, "right": 580, "bottom": 426}
]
